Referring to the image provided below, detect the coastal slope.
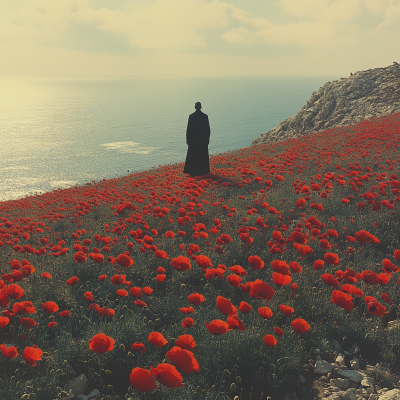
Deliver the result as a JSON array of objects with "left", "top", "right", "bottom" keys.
[{"left": 252, "top": 63, "right": 400, "bottom": 146}]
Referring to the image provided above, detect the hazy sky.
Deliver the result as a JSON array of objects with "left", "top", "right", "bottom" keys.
[{"left": 1, "top": 0, "right": 399, "bottom": 77}]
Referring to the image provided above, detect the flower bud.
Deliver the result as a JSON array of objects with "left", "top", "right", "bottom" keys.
[
  {"left": 236, "top": 376, "right": 241, "bottom": 384},
  {"left": 272, "top": 373, "right": 277, "bottom": 382},
  {"left": 270, "top": 364, "right": 276, "bottom": 372},
  {"left": 119, "top": 344, "right": 125, "bottom": 352},
  {"left": 223, "top": 369, "right": 231, "bottom": 378},
  {"left": 106, "top": 370, "right": 112, "bottom": 375},
  {"left": 230, "top": 383, "right": 236, "bottom": 392}
]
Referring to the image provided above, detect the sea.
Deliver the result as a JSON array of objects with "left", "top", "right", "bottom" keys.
[{"left": 0, "top": 75, "right": 338, "bottom": 202}]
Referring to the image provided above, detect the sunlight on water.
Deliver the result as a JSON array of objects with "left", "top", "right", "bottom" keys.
[{"left": 0, "top": 75, "right": 338, "bottom": 202}]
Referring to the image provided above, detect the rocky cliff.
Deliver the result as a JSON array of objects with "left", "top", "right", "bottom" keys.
[{"left": 251, "top": 63, "right": 400, "bottom": 146}]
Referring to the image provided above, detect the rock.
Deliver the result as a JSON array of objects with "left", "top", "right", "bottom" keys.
[
  {"left": 350, "top": 358, "right": 360, "bottom": 370},
  {"left": 251, "top": 63, "right": 400, "bottom": 146},
  {"left": 66, "top": 374, "right": 90, "bottom": 396},
  {"left": 324, "top": 394, "right": 342, "bottom": 400},
  {"left": 377, "top": 389, "right": 400, "bottom": 400},
  {"left": 336, "top": 355, "right": 346, "bottom": 366},
  {"left": 315, "top": 360, "right": 334, "bottom": 374},
  {"left": 330, "top": 378, "right": 351, "bottom": 390},
  {"left": 337, "top": 369, "right": 366, "bottom": 384},
  {"left": 86, "top": 389, "right": 102, "bottom": 399},
  {"left": 337, "top": 388, "right": 357, "bottom": 400},
  {"left": 313, "top": 348, "right": 321, "bottom": 355},
  {"left": 360, "top": 377, "right": 375, "bottom": 387}
]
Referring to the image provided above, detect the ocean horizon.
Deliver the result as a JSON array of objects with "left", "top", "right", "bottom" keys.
[{"left": 0, "top": 75, "right": 339, "bottom": 202}]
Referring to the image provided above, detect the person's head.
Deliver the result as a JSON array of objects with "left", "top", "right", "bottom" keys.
[{"left": 195, "top": 102, "right": 202, "bottom": 110}]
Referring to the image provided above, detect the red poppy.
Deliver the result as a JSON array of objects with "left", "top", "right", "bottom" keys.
[
  {"left": 41, "top": 301, "right": 59, "bottom": 314},
  {"left": 196, "top": 255, "right": 212, "bottom": 269},
  {"left": 155, "top": 250, "right": 169, "bottom": 259},
  {"left": 182, "top": 317, "right": 194, "bottom": 328},
  {"left": 151, "top": 363, "right": 184, "bottom": 388},
  {"left": 22, "top": 345, "right": 43, "bottom": 366},
  {"left": 111, "top": 274, "right": 126, "bottom": 286},
  {"left": 394, "top": 249, "right": 400, "bottom": 262},
  {"left": 89, "top": 333, "right": 115, "bottom": 353},
  {"left": 273, "top": 327, "right": 284, "bottom": 336},
  {"left": 216, "top": 296, "right": 237, "bottom": 316},
  {"left": 204, "top": 319, "right": 232, "bottom": 335},
  {"left": 0, "top": 316, "right": 9, "bottom": 328},
  {"left": 227, "top": 265, "right": 246, "bottom": 276},
  {"left": 360, "top": 270, "right": 379, "bottom": 285},
  {"left": 130, "top": 367, "right": 157, "bottom": 393},
  {"left": 249, "top": 279, "right": 275, "bottom": 301},
  {"left": 142, "top": 286, "right": 153, "bottom": 295},
  {"left": 175, "top": 334, "right": 196, "bottom": 350},
  {"left": 367, "top": 299, "right": 388, "bottom": 316},
  {"left": 354, "top": 230, "right": 380, "bottom": 245},
  {"left": 12, "top": 301, "right": 36, "bottom": 315},
  {"left": 279, "top": 304, "right": 294, "bottom": 317},
  {"left": 321, "top": 274, "right": 340, "bottom": 287},
  {"left": 131, "top": 342, "right": 146, "bottom": 354},
  {"left": 263, "top": 334, "right": 277, "bottom": 347},
  {"left": 67, "top": 276, "right": 79, "bottom": 286},
  {"left": 226, "top": 274, "right": 242, "bottom": 287},
  {"left": 166, "top": 346, "right": 200, "bottom": 373},
  {"left": 134, "top": 299, "right": 147, "bottom": 307},
  {"left": 248, "top": 255, "right": 265, "bottom": 270},
  {"left": 180, "top": 306, "right": 194, "bottom": 314},
  {"left": 313, "top": 260, "right": 324, "bottom": 270},
  {"left": 324, "top": 253, "right": 339, "bottom": 266},
  {"left": 258, "top": 306, "right": 273, "bottom": 319},
  {"left": 148, "top": 332, "right": 168, "bottom": 347},
  {"left": 60, "top": 310, "right": 72, "bottom": 318},
  {"left": 187, "top": 293, "right": 205, "bottom": 305},
  {"left": 115, "top": 254, "right": 134, "bottom": 268},
  {"left": 272, "top": 272, "right": 292, "bottom": 287},
  {"left": 5, "top": 284, "right": 24, "bottom": 299},
  {"left": 319, "top": 239, "right": 331, "bottom": 250},
  {"left": 292, "top": 318, "right": 310, "bottom": 335},
  {"left": 238, "top": 301, "right": 252, "bottom": 313},
  {"left": 74, "top": 251, "right": 87, "bottom": 263},
  {"left": 170, "top": 256, "right": 192, "bottom": 271},
  {"left": 0, "top": 344, "right": 18, "bottom": 359},
  {"left": 20, "top": 317, "right": 37, "bottom": 328},
  {"left": 227, "top": 314, "right": 246, "bottom": 331},
  {"left": 330, "top": 290, "right": 353, "bottom": 312},
  {"left": 156, "top": 274, "right": 166, "bottom": 283}
]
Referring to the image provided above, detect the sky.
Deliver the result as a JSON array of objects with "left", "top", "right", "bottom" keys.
[{"left": 1, "top": 0, "right": 399, "bottom": 77}]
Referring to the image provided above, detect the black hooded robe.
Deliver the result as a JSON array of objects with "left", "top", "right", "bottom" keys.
[{"left": 183, "top": 109, "right": 211, "bottom": 176}]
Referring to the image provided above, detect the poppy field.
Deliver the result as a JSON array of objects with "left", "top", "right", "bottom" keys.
[{"left": 1, "top": 112, "right": 400, "bottom": 400}]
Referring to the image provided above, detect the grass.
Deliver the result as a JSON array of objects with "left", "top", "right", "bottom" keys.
[{"left": 0, "top": 112, "right": 400, "bottom": 400}]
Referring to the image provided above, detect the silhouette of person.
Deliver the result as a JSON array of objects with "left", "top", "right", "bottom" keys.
[{"left": 183, "top": 102, "right": 211, "bottom": 176}]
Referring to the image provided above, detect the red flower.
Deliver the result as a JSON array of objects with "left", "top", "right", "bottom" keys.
[
  {"left": 175, "top": 334, "right": 196, "bottom": 350},
  {"left": 279, "top": 304, "right": 294, "bottom": 317},
  {"left": 272, "top": 272, "right": 292, "bottom": 287},
  {"left": 182, "top": 317, "right": 194, "bottom": 328},
  {"left": 324, "top": 253, "right": 339, "bottom": 266},
  {"left": 13, "top": 301, "right": 36, "bottom": 314},
  {"left": 156, "top": 274, "right": 166, "bottom": 283},
  {"left": 195, "top": 255, "right": 212, "bottom": 269},
  {"left": 142, "top": 286, "right": 153, "bottom": 295},
  {"left": 131, "top": 342, "right": 146, "bottom": 354},
  {"left": 60, "top": 310, "right": 72, "bottom": 318},
  {"left": 263, "top": 334, "right": 277, "bottom": 347},
  {"left": 321, "top": 274, "right": 340, "bottom": 287},
  {"left": 111, "top": 274, "right": 126, "bottom": 285},
  {"left": 187, "top": 293, "right": 205, "bottom": 305},
  {"left": 292, "top": 318, "right": 310, "bottom": 335},
  {"left": 0, "top": 344, "right": 18, "bottom": 359},
  {"left": 170, "top": 256, "right": 192, "bottom": 271},
  {"left": 204, "top": 319, "right": 232, "bottom": 335},
  {"left": 5, "top": 283, "right": 24, "bottom": 299},
  {"left": 216, "top": 296, "right": 237, "bottom": 316},
  {"left": 273, "top": 327, "right": 284, "bottom": 336},
  {"left": 227, "top": 314, "right": 246, "bottom": 331},
  {"left": 151, "top": 363, "right": 183, "bottom": 388},
  {"left": 74, "top": 251, "right": 87, "bottom": 263},
  {"left": 166, "top": 346, "right": 200, "bottom": 373},
  {"left": 41, "top": 301, "right": 59, "bottom": 314},
  {"left": 130, "top": 367, "right": 157, "bottom": 393},
  {"left": 115, "top": 254, "right": 134, "bottom": 268},
  {"left": 22, "top": 345, "right": 43, "bottom": 366},
  {"left": 0, "top": 316, "right": 9, "bottom": 328},
  {"left": 313, "top": 260, "right": 324, "bottom": 270},
  {"left": 248, "top": 255, "right": 265, "bottom": 270},
  {"left": 155, "top": 250, "right": 169, "bottom": 259},
  {"left": 258, "top": 306, "right": 273, "bottom": 319},
  {"left": 20, "top": 317, "right": 37, "bottom": 328},
  {"left": 226, "top": 274, "right": 242, "bottom": 287},
  {"left": 249, "top": 279, "right": 275, "bottom": 301},
  {"left": 330, "top": 290, "right": 353, "bottom": 312},
  {"left": 89, "top": 333, "right": 115, "bottom": 353},
  {"left": 238, "top": 301, "right": 252, "bottom": 313},
  {"left": 148, "top": 331, "right": 168, "bottom": 347}
]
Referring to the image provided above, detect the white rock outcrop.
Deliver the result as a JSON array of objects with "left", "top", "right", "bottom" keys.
[{"left": 251, "top": 63, "right": 400, "bottom": 146}]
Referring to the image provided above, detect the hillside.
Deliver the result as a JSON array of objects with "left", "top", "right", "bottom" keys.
[{"left": 252, "top": 63, "right": 400, "bottom": 146}]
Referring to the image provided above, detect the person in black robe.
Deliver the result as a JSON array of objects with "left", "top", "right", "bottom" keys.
[{"left": 183, "top": 102, "right": 211, "bottom": 176}]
